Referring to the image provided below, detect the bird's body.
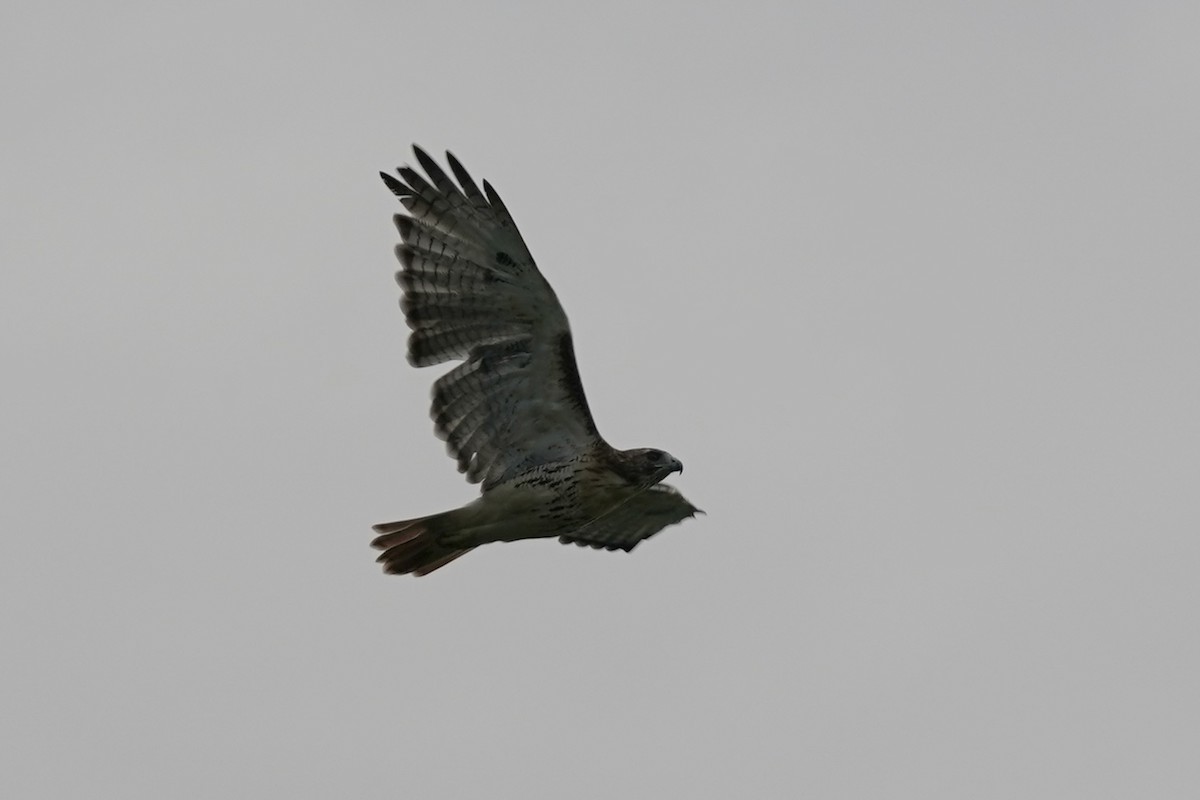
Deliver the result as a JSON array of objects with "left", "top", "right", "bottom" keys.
[{"left": 373, "top": 147, "right": 699, "bottom": 576}]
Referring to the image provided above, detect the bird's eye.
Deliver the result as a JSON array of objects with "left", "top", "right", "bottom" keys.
[{"left": 647, "top": 451, "right": 662, "bottom": 462}]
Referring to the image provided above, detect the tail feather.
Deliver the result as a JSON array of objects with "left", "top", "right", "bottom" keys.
[{"left": 371, "top": 515, "right": 474, "bottom": 576}]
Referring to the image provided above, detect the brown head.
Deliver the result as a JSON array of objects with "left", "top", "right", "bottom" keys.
[{"left": 609, "top": 447, "right": 684, "bottom": 487}]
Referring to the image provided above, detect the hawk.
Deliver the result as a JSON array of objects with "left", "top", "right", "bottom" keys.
[{"left": 372, "top": 146, "right": 700, "bottom": 576}]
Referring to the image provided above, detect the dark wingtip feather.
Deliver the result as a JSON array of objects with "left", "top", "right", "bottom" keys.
[
  {"left": 407, "top": 337, "right": 444, "bottom": 368},
  {"left": 446, "top": 151, "right": 484, "bottom": 202},
  {"left": 396, "top": 270, "right": 419, "bottom": 291},
  {"left": 432, "top": 413, "right": 454, "bottom": 439},
  {"left": 482, "top": 179, "right": 503, "bottom": 208},
  {"left": 393, "top": 215, "right": 413, "bottom": 240},
  {"left": 398, "top": 165, "right": 433, "bottom": 195},
  {"left": 394, "top": 243, "right": 414, "bottom": 270},
  {"left": 413, "top": 146, "right": 453, "bottom": 189},
  {"left": 380, "top": 171, "right": 412, "bottom": 198}
]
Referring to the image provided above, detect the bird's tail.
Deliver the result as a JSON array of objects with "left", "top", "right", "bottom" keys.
[{"left": 370, "top": 513, "right": 474, "bottom": 576}]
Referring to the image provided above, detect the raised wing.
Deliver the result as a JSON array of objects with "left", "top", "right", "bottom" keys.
[
  {"left": 381, "top": 147, "right": 602, "bottom": 488},
  {"left": 559, "top": 485, "right": 702, "bottom": 552}
]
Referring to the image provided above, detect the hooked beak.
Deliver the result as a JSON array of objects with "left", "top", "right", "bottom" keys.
[{"left": 669, "top": 458, "right": 683, "bottom": 476}]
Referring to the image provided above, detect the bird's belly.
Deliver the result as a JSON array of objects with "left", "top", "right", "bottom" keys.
[{"left": 456, "top": 465, "right": 630, "bottom": 545}]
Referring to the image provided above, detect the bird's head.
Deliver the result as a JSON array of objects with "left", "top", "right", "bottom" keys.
[{"left": 617, "top": 447, "right": 683, "bottom": 486}]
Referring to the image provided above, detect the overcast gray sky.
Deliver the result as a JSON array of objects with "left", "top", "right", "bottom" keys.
[{"left": 4, "top": 1, "right": 1199, "bottom": 797}]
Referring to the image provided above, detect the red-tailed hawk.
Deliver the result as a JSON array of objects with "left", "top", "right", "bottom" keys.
[{"left": 372, "top": 147, "right": 700, "bottom": 576}]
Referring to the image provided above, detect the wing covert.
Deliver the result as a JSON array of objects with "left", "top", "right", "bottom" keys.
[{"left": 559, "top": 485, "right": 702, "bottom": 552}]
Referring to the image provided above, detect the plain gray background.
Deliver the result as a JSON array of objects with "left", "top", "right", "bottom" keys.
[{"left": 3, "top": 1, "right": 1198, "bottom": 797}]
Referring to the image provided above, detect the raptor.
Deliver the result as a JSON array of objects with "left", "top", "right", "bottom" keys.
[{"left": 373, "top": 147, "right": 700, "bottom": 576}]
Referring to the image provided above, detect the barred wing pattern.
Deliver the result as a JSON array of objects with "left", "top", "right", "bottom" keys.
[{"left": 380, "top": 148, "right": 602, "bottom": 489}]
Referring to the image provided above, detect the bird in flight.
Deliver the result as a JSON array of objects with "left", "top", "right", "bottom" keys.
[{"left": 372, "top": 147, "right": 700, "bottom": 576}]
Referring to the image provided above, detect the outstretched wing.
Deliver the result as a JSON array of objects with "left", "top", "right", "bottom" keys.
[
  {"left": 559, "top": 485, "right": 702, "bottom": 552},
  {"left": 381, "top": 147, "right": 603, "bottom": 489}
]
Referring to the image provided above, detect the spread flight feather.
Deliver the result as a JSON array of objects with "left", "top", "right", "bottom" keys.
[{"left": 373, "top": 146, "right": 700, "bottom": 575}]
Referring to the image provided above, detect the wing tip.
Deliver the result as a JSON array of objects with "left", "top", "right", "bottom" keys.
[
  {"left": 394, "top": 242, "right": 414, "bottom": 269},
  {"left": 413, "top": 146, "right": 456, "bottom": 190},
  {"left": 482, "top": 179, "right": 502, "bottom": 207},
  {"left": 380, "top": 171, "right": 409, "bottom": 197},
  {"left": 393, "top": 215, "right": 414, "bottom": 240}
]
